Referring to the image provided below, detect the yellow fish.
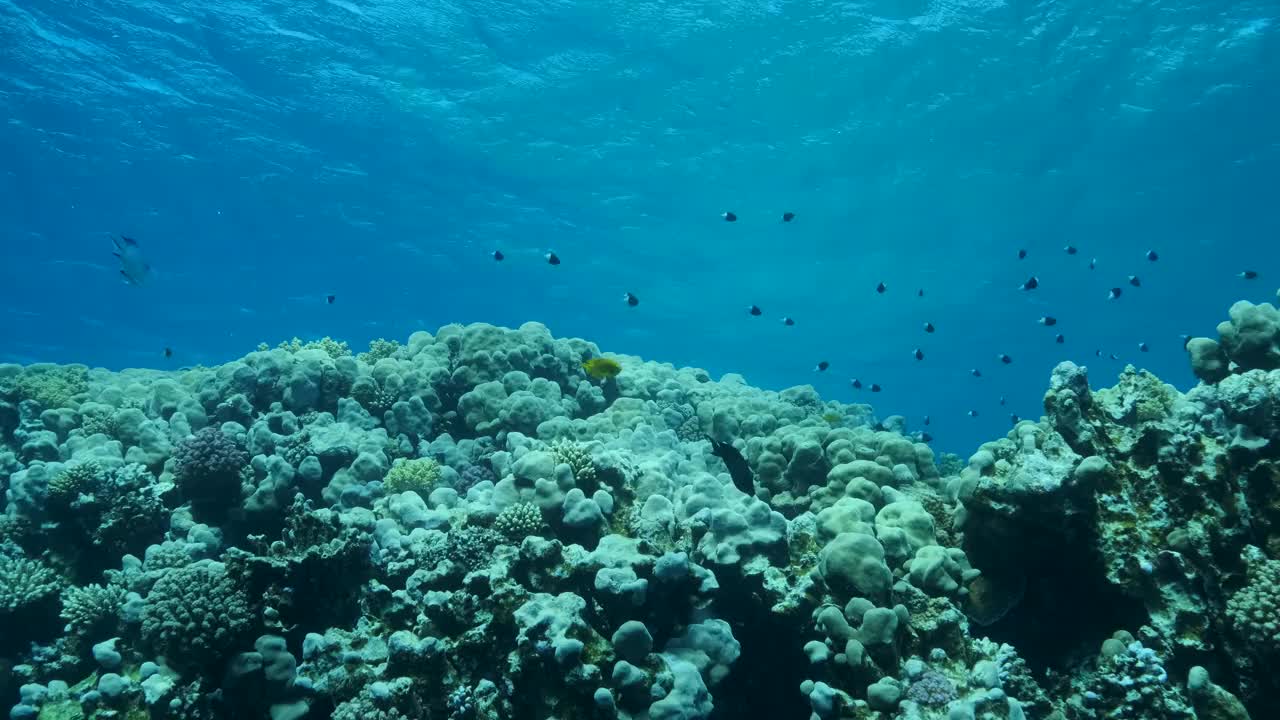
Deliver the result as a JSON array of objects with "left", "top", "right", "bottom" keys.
[{"left": 582, "top": 357, "right": 622, "bottom": 380}]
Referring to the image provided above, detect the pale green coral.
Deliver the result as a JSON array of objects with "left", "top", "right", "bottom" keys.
[
  {"left": 383, "top": 457, "right": 442, "bottom": 495},
  {"left": 47, "top": 460, "right": 106, "bottom": 507},
  {"left": 276, "top": 336, "right": 352, "bottom": 359},
  {"left": 358, "top": 338, "right": 401, "bottom": 364},
  {"left": 11, "top": 365, "right": 88, "bottom": 409},
  {"left": 79, "top": 407, "right": 121, "bottom": 437}
]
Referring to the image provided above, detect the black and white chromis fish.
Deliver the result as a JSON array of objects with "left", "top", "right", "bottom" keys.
[
  {"left": 622, "top": 292, "right": 639, "bottom": 307},
  {"left": 111, "top": 235, "right": 151, "bottom": 286},
  {"left": 708, "top": 437, "right": 754, "bottom": 495}
]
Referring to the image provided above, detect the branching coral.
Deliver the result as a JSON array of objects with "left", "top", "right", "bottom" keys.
[
  {"left": 47, "top": 460, "right": 107, "bottom": 508},
  {"left": 358, "top": 339, "right": 402, "bottom": 364},
  {"left": 0, "top": 546, "right": 61, "bottom": 615},
  {"left": 494, "top": 502, "right": 543, "bottom": 540},
  {"left": 276, "top": 336, "right": 352, "bottom": 359},
  {"left": 60, "top": 583, "right": 125, "bottom": 636},
  {"left": 12, "top": 366, "right": 88, "bottom": 409},
  {"left": 551, "top": 439, "right": 597, "bottom": 487},
  {"left": 383, "top": 457, "right": 442, "bottom": 495}
]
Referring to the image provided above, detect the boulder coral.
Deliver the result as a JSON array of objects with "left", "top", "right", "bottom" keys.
[{"left": 1, "top": 296, "right": 1277, "bottom": 719}]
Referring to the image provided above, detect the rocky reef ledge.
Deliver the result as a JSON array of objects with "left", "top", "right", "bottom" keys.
[{"left": 2, "top": 291, "right": 1278, "bottom": 720}]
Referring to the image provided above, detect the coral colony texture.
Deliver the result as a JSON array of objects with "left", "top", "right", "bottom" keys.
[{"left": 2, "top": 292, "right": 1279, "bottom": 720}]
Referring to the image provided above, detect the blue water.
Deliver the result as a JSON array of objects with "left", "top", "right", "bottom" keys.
[{"left": 1, "top": 0, "right": 1277, "bottom": 453}]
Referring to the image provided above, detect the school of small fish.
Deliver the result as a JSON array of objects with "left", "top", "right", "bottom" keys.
[{"left": 110, "top": 216, "right": 1263, "bottom": 442}]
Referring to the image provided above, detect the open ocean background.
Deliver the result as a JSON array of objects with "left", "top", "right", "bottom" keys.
[{"left": 1, "top": 0, "right": 1277, "bottom": 454}]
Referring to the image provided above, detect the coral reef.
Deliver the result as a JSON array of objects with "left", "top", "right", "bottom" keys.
[{"left": 1, "top": 298, "right": 1275, "bottom": 719}]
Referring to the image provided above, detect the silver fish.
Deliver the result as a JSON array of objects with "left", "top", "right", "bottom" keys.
[{"left": 112, "top": 235, "right": 151, "bottom": 286}]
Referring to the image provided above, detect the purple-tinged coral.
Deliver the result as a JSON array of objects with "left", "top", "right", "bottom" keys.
[
  {"left": 905, "top": 670, "right": 956, "bottom": 707},
  {"left": 172, "top": 427, "right": 249, "bottom": 516},
  {"left": 455, "top": 463, "right": 496, "bottom": 494}
]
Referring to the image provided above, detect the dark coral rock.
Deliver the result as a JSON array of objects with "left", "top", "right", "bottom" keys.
[{"left": 173, "top": 427, "right": 250, "bottom": 520}]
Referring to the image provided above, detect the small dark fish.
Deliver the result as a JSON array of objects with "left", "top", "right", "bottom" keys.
[
  {"left": 913, "top": 348, "right": 924, "bottom": 361},
  {"left": 1110, "top": 353, "right": 1120, "bottom": 360},
  {"left": 851, "top": 378, "right": 863, "bottom": 390},
  {"left": 1039, "top": 316, "right": 1057, "bottom": 326},
  {"left": 1128, "top": 275, "right": 1141, "bottom": 287},
  {"left": 492, "top": 250, "right": 505, "bottom": 261},
  {"left": 870, "top": 384, "right": 882, "bottom": 393},
  {"left": 623, "top": 292, "right": 639, "bottom": 307},
  {"left": 999, "top": 396, "right": 1006, "bottom": 406},
  {"left": 1056, "top": 333, "right": 1065, "bottom": 344},
  {"left": 815, "top": 361, "right": 830, "bottom": 372},
  {"left": 1089, "top": 258, "right": 1097, "bottom": 270},
  {"left": 921, "top": 432, "right": 933, "bottom": 442},
  {"left": 924, "top": 322, "right": 935, "bottom": 333},
  {"left": 1020, "top": 276, "right": 1039, "bottom": 291},
  {"left": 1010, "top": 413, "right": 1020, "bottom": 424},
  {"left": 546, "top": 251, "right": 561, "bottom": 265},
  {"left": 1108, "top": 287, "right": 1123, "bottom": 300},
  {"left": 782, "top": 212, "right": 795, "bottom": 222},
  {"left": 709, "top": 437, "right": 754, "bottom": 495},
  {"left": 1017, "top": 248, "right": 1027, "bottom": 259},
  {"left": 1139, "top": 342, "right": 1149, "bottom": 352},
  {"left": 1240, "top": 270, "right": 1258, "bottom": 280},
  {"left": 1146, "top": 250, "right": 1159, "bottom": 262},
  {"left": 876, "top": 282, "right": 887, "bottom": 294},
  {"left": 923, "top": 415, "right": 931, "bottom": 426},
  {"left": 164, "top": 347, "right": 173, "bottom": 358},
  {"left": 326, "top": 295, "right": 336, "bottom": 304},
  {"left": 971, "top": 368, "right": 982, "bottom": 377},
  {"left": 917, "top": 288, "right": 924, "bottom": 297},
  {"left": 1064, "top": 245, "right": 1078, "bottom": 255},
  {"left": 781, "top": 316, "right": 795, "bottom": 326},
  {"left": 1180, "top": 334, "right": 1191, "bottom": 349},
  {"left": 998, "top": 354, "right": 1012, "bottom": 364},
  {"left": 748, "top": 305, "right": 762, "bottom": 316},
  {"left": 1096, "top": 349, "right": 1103, "bottom": 357},
  {"left": 722, "top": 211, "right": 738, "bottom": 222},
  {"left": 968, "top": 409, "right": 979, "bottom": 417}
]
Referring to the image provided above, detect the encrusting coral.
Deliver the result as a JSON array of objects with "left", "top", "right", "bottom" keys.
[{"left": 0, "top": 295, "right": 1276, "bottom": 719}]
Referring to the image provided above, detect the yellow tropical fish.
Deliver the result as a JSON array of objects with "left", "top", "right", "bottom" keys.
[{"left": 582, "top": 357, "right": 622, "bottom": 380}]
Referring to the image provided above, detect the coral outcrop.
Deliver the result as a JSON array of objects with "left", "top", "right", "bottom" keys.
[{"left": 0, "top": 296, "right": 1274, "bottom": 719}]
